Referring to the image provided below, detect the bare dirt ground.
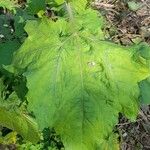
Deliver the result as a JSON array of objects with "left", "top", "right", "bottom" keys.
[
  {"left": 93, "top": 0, "right": 150, "bottom": 149},
  {"left": 93, "top": 0, "right": 150, "bottom": 45}
]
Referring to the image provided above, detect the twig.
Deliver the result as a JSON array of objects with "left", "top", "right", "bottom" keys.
[
  {"left": 91, "top": 2, "right": 115, "bottom": 9},
  {"left": 139, "top": 110, "right": 148, "bottom": 122},
  {"left": 117, "top": 118, "right": 142, "bottom": 127}
]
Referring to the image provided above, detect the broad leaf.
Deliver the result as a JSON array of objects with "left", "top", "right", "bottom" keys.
[{"left": 10, "top": 5, "right": 150, "bottom": 150}]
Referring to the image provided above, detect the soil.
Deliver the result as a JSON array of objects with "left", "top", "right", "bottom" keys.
[
  {"left": 93, "top": 0, "right": 150, "bottom": 45},
  {"left": 93, "top": 0, "right": 150, "bottom": 149}
]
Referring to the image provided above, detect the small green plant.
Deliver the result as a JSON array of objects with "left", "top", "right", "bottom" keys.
[{"left": 0, "top": 0, "right": 150, "bottom": 149}]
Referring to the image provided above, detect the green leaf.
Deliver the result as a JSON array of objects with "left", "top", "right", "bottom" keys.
[
  {"left": 0, "top": 91, "right": 21, "bottom": 109},
  {"left": 26, "top": 0, "right": 46, "bottom": 14},
  {"left": 0, "top": 14, "right": 14, "bottom": 40},
  {"left": 98, "top": 134, "right": 119, "bottom": 150},
  {"left": 0, "top": 40, "right": 20, "bottom": 68},
  {"left": 128, "top": 1, "right": 141, "bottom": 11},
  {"left": 10, "top": 4, "right": 150, "bottom": 150},
  {"left": 0, "top": 0, "right": 18, "bottom": 12},
  {"left": 133, "top": 43, "right": 150, "bottom": 104},
  {"left": 0, "top": 79, "right": 40, "bottom": 143},
  {"left": 0, "top": 131, "right": 18, "bottom": 145},
  {"left": 11, "top": 21, "right": 149, "bottom": 150},
  {"left": 139, "top": 77, "right": 150, "bottom": 104},
  {"left": 71, "top": 0, "right": 87, "bottom": 13},
  {"left": 137, "top": 43, "right": 150, "bottom": 60},
  {"left": 55, "top": 0, "right": 65, "bottom": 5},
  {"left": 0, "top": 107, "right": 40, "bottom": 143}
]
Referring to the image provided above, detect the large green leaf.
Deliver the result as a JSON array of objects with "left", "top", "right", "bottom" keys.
[
  {"left": 0, "top": 78, "right": 40, "bottom": 143},
  {"left": 10, "top": 6, "right": 150, "bottom": 150}
]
